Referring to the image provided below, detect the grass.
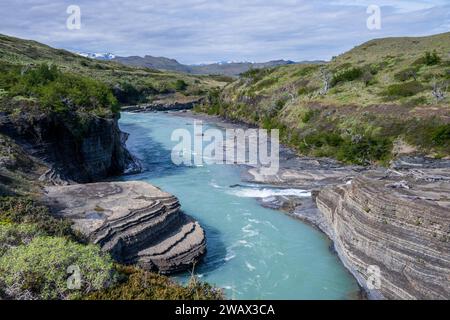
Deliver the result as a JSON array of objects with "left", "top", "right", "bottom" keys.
[{"left": 0, "top": 196, "right": 223, "bottom": 300}]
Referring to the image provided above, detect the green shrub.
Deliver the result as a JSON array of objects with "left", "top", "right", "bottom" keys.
[
  {"left": 424, "top": 50, "right": 441, "bottom": 66},
  {"left": 336, "top": 136, "right": 392, "bottom": 165},
  {"left": 383, "top": 81, "right": 424, "bottom": 99},
  {"left": 0, "top": 236, "right": 116, "bottom": 300},
  {"left": 292, "top": 65, "right": 318, "bottom": 78},
  {"left": 300, "top": 132, "right": 344, "bottom": 149},
  {"left": 414, "top": 50, "right": 442, "bottom": 66},
  {"left": 0, "top": 197, "right": 74, "bottom": 238},
  {"left": 275, "top": 97, "right": 287, "bottom": 110},
  {"left": 254, "top": 77, "right": 278, "bottom": 91},
  {"left": 2, "top": 64, "right": 118, "bottom": 114},
  {"left": 240, "top": 68, "right": 274, "bottom": 83},
  {"left": 431, "top": 124, "right": 450, "bottom": 146},
  {"left": 0, "top": 223, "right": 42, "bottom": 256},
  {"left": 85, "top": 265, "right": 223, "bottom": 300},
  {"left": 174, "top": 79, "right": 188, "bottom": 91},
  {"left": 331, "top": 67, "right": 363, "bottom": 86},
  {"left": 297, "top": 86, "right": 318, "bottom": 96},
  {"left": 301, "top": 109, "right": 319, "bottom": 123}
]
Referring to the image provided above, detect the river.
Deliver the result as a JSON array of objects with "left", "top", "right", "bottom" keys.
[{"left": 119, "top": 111, "right": 360, "bottom": 300}]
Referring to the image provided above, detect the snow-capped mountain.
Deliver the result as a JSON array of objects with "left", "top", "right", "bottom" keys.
[{"left": 75, "top": 52, "right": 116, "bottom": 60}]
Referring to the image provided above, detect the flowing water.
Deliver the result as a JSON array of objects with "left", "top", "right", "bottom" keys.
[{"left": 119, "top": 112, "right": 360, "bottom": 299}]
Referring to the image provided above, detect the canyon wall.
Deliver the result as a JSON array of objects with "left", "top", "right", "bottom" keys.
[
  {"left": 0, "top": 112, "right": 140, "bottom": 184},
  {"left": 316, "top": 169, "right": 450, "bottom": 299}
]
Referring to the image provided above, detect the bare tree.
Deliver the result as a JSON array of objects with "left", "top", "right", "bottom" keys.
[
  {"left": 431, "top": 77, "right": 448, "bottom": 103},
  {"left": 319, "top": 67, "right": 332, "bottom": 95}
]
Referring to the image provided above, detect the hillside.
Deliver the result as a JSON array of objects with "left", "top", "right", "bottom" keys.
[
  {"left": 0, "top": 34, "right": 228, "bottom": 106},
  {"left": 196, "top": 32, "right": 450, "bottom": 165}
]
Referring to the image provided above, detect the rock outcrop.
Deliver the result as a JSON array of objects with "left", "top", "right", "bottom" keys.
[
  {"left": 242, "top": 149, "right": 450, "bottom": 300},
  {"left": 0, "top": 112, "right": 141, "bottom": 184},
  {"left": 316, "top": 168, "right": 450, "bottom": 300},
  {"left": 44, "top": 181, "right": 206, "bottom": 274}
]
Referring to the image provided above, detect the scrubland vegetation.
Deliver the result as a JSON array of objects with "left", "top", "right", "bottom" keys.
[{"left": 195, "top": 32, "right": 450, "bottom": 165}]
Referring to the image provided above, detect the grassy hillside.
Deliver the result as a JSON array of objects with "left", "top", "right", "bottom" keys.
[
  {"left": 0, "top": 34, "right": 228, "bottom": 105},
  {"left": 196, "top": 32, "right": 450, "bottom": 165},
  {"left": 0, "top": 34, "right": 227, "bottom": 300}
]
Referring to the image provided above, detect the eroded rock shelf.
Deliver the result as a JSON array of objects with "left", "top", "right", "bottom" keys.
[{"left": 44, "top": 181, "right": 206, "bottom": 274}]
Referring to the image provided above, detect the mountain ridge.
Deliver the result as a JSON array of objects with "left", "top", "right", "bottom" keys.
[{"left": 112, "top": 55, "right": 325, "bottom": 76}]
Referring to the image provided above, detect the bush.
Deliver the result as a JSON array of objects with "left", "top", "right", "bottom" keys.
[
  {"left": 3, "top": 64, "right": 118, "bottom": 114},
  {"left": 431, "top": 124, "right": 450, "bottom": 146},
  {"left": 0, "top": 236, "right": 116, "bottom": 300},
  {"left": 0, "top": 223, "right": 42, "bottom": 256},
  {"left": 0, "top": 197, "right": 74, "bottom": 238},
  {"left": 331, "top": 67, "right": 363, "bottom": 86},
  {"left": 424, "top": 50, "right": 441, "bottom": 66},
  {"left": 254, "top": 78, "right": 278, "bottom": 91},
  {"left": 85, "top": 265, "right": 224, "bottom": 300},
  {"left": 383, "top": 81, "right": 424, "bottom": 99},
  {"left": 174, "top": 80, "right": 188, "bottom": 91},
  {"left": 300, "top": 109, "right": 319, "bottom": 123},
  {"left": 300, "top": 132, "right": 344, "bottom": 149},
  {"left": 297, "top": 86, "right": 318, "bottom": 96},
  {"left": 336, "top": 136, "right": 392, "bottom": 165},
  {"left": 240, "top": 68, "right": 274, "bottom": 83}
]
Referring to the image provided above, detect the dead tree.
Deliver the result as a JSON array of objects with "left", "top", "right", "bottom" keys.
[
  {"left": 432, "top": 78, "right": 448, "bottom": 103},
  {"left": 319, "top": 67, "right": 332, "bottom": 95}
]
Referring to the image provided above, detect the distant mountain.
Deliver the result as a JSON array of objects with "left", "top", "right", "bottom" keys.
[
  {"left": 184, "top": 60, "right": 298, "bottom": 76},
  {"left": 73, "top": 50, "right": 324, "bottom": 76},
  {"left": 114, "top": 55, "right": 191, "bottom": 73},
  {"left": 111, "top": 55, "right": 321, "bottom": 76},
  {"left": 75, "top": 52, "right": 116, "bottom": 60}
]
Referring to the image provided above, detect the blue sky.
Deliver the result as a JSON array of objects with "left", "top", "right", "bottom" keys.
[{"left": 0, "top": 0, "right": 449, "bottom": 64}]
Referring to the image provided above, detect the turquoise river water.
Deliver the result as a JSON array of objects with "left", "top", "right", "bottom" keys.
[{"left": 119, "top": 112, "right": 360, "bottom": 300}]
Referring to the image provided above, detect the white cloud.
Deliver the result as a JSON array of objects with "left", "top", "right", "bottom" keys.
[{"left": 0, "top": 0, "right": 448, "bottom": 64}]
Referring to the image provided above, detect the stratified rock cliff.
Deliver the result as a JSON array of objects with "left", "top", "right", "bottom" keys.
[
  {"left": 316, "top": 168, "right": 450, "bottom": 300},
  {"left": 0, "top": 112, "right": 140, "bottom": 184},
  {"left": 44, "top": 181, "right": 206, "bottom": 274}
]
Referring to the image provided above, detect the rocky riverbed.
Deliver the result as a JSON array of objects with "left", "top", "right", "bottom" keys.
[{"left": 44, "top": 181, "right": 206, "bottom": 274}]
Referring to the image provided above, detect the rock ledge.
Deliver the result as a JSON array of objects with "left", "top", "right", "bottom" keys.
[{"left": 44, "top": 181, "right": 206, "bottom": 274}]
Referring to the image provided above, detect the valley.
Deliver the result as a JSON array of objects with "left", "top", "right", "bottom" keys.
[{"left": 0, "top": 31, "right": 449, "bottom": 300}]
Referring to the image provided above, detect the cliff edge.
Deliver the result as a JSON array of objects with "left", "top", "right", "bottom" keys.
[{"left": 316, "top": 166, "right": 450, "bottom": 299}]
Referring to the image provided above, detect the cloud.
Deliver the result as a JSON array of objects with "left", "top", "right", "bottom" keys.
[{"left": 0, "top": 0, "right": 448, "bottom": 64}]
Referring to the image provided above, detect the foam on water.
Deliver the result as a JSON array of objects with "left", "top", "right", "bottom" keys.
[{"left": 227, "top": 187, "right": 311, "bottom": 198}]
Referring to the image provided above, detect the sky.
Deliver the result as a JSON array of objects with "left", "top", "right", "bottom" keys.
[{"left": 0, "top": 0, "right": 449, "bottom": 64}]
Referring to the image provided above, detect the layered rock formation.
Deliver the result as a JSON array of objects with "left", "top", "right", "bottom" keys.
[
  {"left": 44, "top": 181, "right": 206, "bottom": 274},
  {"left": 242, "top": 149, "right": 450, "bottom": 300},
  {"left": 316, "top": 168, "right": 450, "bottom": 300},
  {"left": 0, "top": 112, "right": 141, "bottom": 184}
]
